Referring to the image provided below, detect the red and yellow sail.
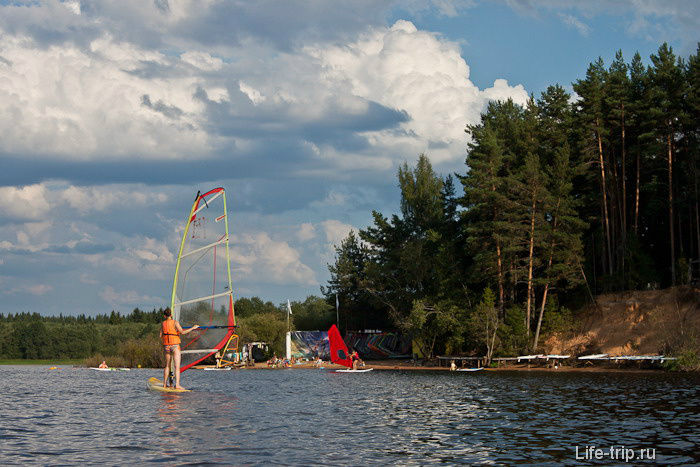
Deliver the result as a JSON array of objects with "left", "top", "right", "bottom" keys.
[{"left": 170, "top": 188, "right": 235, "bottom": 371}]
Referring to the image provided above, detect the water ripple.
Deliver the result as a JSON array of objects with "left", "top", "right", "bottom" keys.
[{"left": 0, "top": 366, "right": 698, "bottom": 464}]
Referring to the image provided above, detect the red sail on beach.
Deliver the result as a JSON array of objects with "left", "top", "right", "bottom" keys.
[{"left": 328, "top": 324, "right": 352, "bottom": 368}]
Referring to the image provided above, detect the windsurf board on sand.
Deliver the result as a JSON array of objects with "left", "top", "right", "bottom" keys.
[
  {"left": 334, "top": 368, "right": 374, "bottom": 373},
  {"left": 456, "top": 368, "right": 484, "bottom": 372},
  {"left": 147, "top": 376, "right": 190, "bottom": 393}
]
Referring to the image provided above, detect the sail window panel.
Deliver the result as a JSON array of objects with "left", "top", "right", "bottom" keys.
[{"left": 180, "top": 237, "right": 229, "bottom": 260}]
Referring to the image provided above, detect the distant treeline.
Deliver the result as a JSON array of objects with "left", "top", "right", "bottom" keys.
[
  {"left": 323, "top": 43, "right": 700, "bottom": 362},
  {"left": 0, "top": 309, "right": 163, "bottom": 360}
]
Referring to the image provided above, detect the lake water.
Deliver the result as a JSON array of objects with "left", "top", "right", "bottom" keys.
[{"left": 1, "top": 366, "right": 699, "bottom": 465}]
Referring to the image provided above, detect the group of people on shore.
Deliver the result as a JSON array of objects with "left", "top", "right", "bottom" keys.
[{"left": 267, "top": 355, "right": 295, "bottom": 368}]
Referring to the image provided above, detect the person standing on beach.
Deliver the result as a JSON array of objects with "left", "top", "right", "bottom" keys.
[{"left": 160, "top": 308, "right": 199, "bottom": 389}]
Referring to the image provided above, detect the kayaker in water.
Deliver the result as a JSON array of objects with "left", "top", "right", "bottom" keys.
[{"left": 160, "top": 308, "right": 199, "bottom": 389}]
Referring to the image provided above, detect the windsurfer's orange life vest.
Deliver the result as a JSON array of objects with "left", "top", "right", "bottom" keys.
[{"left": 161, "top": 319, "right": 180, "bottom": 346}]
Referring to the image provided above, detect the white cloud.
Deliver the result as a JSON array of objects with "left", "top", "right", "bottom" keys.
[
  {"left": 0, "top": 182, "right": 168, "bottom": 221},
  {"left": 0, "top": 185, "right": 52, "bottom": 220},
  {"left": 6, "top": 283, "right": 53, "bottom": 296},
  {"left": 0, "top": 32, "right": 211, "bottom": 160},
  {"left": 129, "top": 237, "right": 175, "bottom": 265},
  {"left": 100, "top": 285, "right": 162, "bottom": 306},
  {"left": 232, "top": 232, "right": 316, "bottom": 286},
  {"left": 64, "top": 1, "right": 81, "bottom": 15},
  {"left": 0, "top": 221, "right": 53, "bottom": 252},
  {"left": 559, "top": 13, "right": 590, "bottom": 36},
  {"left": 60, "top": 185, "right": 167, "bottom": 214},
  {"left": 320, "top": 220, "right": 353, "bottom": 247},
  {"left": 27, "top": 284, "right": 53, "bottom": 295},
  {"left": 181, "top": 51, "right": 223, "bottom": 71},
  {"left": 297, "top": 223, "right": 317, "bottom": 241},
  {"left": 311, "top": 20, "right": 528, "bottom": 165},
  {"left": 239, "top": 81, "right": 266, "bottom": 105}
]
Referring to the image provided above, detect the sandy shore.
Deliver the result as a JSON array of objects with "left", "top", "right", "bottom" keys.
[{"left": 239, "top": 359, "right": 667, "bottom": 373}]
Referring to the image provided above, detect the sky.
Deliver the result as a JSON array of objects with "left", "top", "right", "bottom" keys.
[{"left": 1, "top": 0, "right": 698, "bottom": 317}]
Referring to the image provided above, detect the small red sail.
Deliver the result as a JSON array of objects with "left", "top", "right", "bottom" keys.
[{"left": 328, "top": 324, "right": 352, "bottom": 368}]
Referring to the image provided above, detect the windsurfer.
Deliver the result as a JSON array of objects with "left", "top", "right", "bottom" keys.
[{"left": 160, "top": 308, "right": 199, "bottom": 389}]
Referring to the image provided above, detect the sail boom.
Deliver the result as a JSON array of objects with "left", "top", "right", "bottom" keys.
[
  {"left": 174, "top": 290, "right": 232, "bottom": 307},
  {"left": 182, "top": 348, "right": 219, "bottom": 354},
  {"left": 180, "top": 237, "right": 228, "bottom": 259}
]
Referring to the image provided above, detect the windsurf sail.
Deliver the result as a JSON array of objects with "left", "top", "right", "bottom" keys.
[
  {"left": 170, "top": 187, "right": 236, "bottom": 372},
  {"left": 328, "top": 324, "right": 352, "bottom": 368}
]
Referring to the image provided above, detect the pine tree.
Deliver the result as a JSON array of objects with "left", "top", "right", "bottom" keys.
[
  {"left": 573, "top": 58, "right": 614, "bottom": 276},
  {"left": 648, "top": 43, "right": 687, "bottom": 284},
  {"left": 685, "top": 44, "right": 700, "bottom": 262},
  {"left": 460, "top": 102, "right": 521, "bottom": 313},
  {"left": 606, "top": 50, "right": 631, "bottom": 275}
]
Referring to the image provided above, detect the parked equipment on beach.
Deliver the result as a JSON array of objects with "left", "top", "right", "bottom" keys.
[
  {"left": 151, "top": 188, "right": 238, "bottom": 390},
  {"left": 328, "top": 324, "right": 373, "bottom": 373}
]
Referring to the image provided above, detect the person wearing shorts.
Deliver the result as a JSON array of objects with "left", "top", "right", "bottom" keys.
[{"left": 160, "top": 308, "right": 199, "bottom": 389}]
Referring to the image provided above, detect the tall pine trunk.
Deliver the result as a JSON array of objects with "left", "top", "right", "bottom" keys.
[
  {"left": 496, "top": 242, "right": 504, "bottom": 314},
  {"left": 621, "top": 109, "right": 627, "bottom": 280},
  {"left": 533, "top": 200, "right": 560, "bottom": 351},
  {"left": 695, "top": 159, "right": 700, "bottom": 260},
  {"left": 525, "top": 195, "right": 537, "bottom": 337},
  {"left": 596, "top": 119, "right": 613, "bottom": 274},
  {"left": 634, "top": 150, "right": 641, "bottom": 235},
  {"left": 667, "top": 130, "right": 676, "bottom": 284},
  {"left": 491, "top": 180, "right": 505, "bottom": 314}
]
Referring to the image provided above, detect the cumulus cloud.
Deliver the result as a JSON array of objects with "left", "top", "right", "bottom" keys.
[
  {"left": 232, "top": 232, "right": 316, "bottom": 286},
  {"left": 181, "top": 51, "right": 223, "bottom": 71},
  {"left": 60, "top": 185, "right": 168, "bottom": 213},
  {"left": 312, "top": 20, "right": 528, "bottom": 165},
  {"left": 100, "top": 285, "right": 162, "bottom": 306},
  {"left": 0, "top": 32, "right": 211, "bottom": 161},
  {"left": 320, "top": 220, "right": 354, "bottom": 247},
  {"left": 0, "top": 185, "right": 52, "bottom": 220},
  {"left": 129, "top": 237, "right": 174, "bottom": 265},
  {"left": 297, "top": 223, "right": 317, "bottom": 241}
]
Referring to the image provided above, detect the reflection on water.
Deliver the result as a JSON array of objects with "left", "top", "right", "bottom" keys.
[{"left": 0, "top": 366, "right": 698, "bottom": 464}]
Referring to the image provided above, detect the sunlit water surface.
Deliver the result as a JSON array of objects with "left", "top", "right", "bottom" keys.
[{"left": 1, "top": 366, "right": 699, "bottom": 465}]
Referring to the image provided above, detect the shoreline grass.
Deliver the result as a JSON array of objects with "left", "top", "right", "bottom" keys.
[{"left": 0, "top": 359, "right": 83, "bottom": 365}]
